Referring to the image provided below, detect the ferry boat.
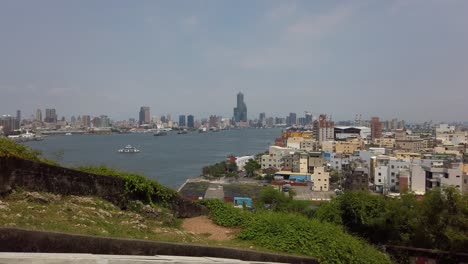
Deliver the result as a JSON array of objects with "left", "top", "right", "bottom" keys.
[
  {"left": 198, "top": 127, "right": 207, "bottom": 133},
  {"left": 118, "top": 145, "right": 140, "bottom": 153}
]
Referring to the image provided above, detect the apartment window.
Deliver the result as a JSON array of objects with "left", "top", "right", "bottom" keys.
[
  {"left": 378, "top": 179, "right": 381, "bottom": 183},
  {"left": 391, "top": 165, "right": 394, "bottom": 169},
  {"left": 391, "top": 172, "right": 395, "bottom": 176},
  {"left": 378, "top": 173, "right": 381, "bottom": 176},
  {"left": 391, "top": 179, "right": 395, "bottom": 183},
  {"left": 456, "top": 175, "right": 460, "bottom": 178}
]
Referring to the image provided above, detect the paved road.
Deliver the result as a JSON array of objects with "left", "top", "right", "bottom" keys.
[
  {"left": 203, "top": 184, "right": 225, "bottom": 200},
  {"left": 0, "top": 253, "right": 288, "bottom": 264},
  {"left": 292, "top": 185, "right": 335, "bottom": 201}
]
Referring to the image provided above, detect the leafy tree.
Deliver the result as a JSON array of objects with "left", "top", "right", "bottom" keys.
[
  {"left": 244, "top": 159, "right": 260, "bottom": 177},
  {"left": 226, "top": 161, "right": 238, "bottom": 172}
]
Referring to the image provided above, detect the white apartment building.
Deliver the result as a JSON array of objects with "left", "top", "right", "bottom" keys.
[
  {"left": 311, "top": 166, "right": 330, "bottom": 191},
  {"left": 235, "top": 156, "right": 254, "bottom": 171},
  {"left": 261, "top": 146, "right": 294, "bottom": 170}
]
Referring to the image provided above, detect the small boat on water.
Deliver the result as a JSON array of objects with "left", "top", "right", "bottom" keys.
[
  {"left": 198, "top": 127, "right": 207, "bottom": 133},
  {"left": 177, "top": 129, "right": 188, "bottom": 135},
  {"left": 118, "top": 145, "right": 140, "bottom": 153},
  {"left": 65, "top": 133, "right": 72, "bottom": 136},
  {"left": 154, "top": 130, "right": 168, "bottom": 136}
]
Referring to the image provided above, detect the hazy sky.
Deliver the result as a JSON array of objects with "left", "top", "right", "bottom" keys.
[{"left": 1, "top": 0, "right": 467, "bottom": 122}]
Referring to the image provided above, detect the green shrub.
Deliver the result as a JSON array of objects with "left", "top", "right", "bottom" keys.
[
  {"left": 198, "top": 199, "right": 251, "bottom": 227},
  {"left": 200, "top": 198, "right": 390, "bottom": 263},
  {"left": 238, "top": 212, "right": 391, "bottom": 264},
  {"left": 75, "top": 165, "right": 177, "bottom": 206}
]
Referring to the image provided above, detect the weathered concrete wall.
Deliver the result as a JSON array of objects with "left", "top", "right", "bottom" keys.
[
  {"left": 0, "top": 156, "right": 207, "bottom": 217},
  {"left": 0, "top": 228, "right": 318, "bottom": 264}
]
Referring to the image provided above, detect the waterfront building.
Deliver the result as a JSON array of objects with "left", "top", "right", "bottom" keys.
[
  {"left": 261, "top": 146, "right": 294, "bottom": 170},
  {"left": 287, "top": 113, "right": 297, "bottom": 126},
  {"left": 100, "top": 115, "right": 110, "bottom": 127},
  {"left": 45, "top": 108, "right": 57, "bottom": 123},
  {"left": 259, "top": 113, "right": 266, "bottom": 126},
  {"left": 234, "top": 156, "right": 255, "bottom": 171},
  {"left": 233, "top": 92, "right": 247, "bottom": 123},
  {"left": 209, "top": 115, "right": 219, "bottom": 128},
  {"left": 35, "top": 109, "right": 42, "bottom": 122},
  {"left": 139, "top": 106, "right": 150, "bottom": 125},
  {"left": 0, "top": 115, "right": 18, "bottom": 134},
  {"left": 82, "top": 115, "right": 91, "bottom": 128},
  {"left": 16, "top": 110, "right": 21, "bottom": 125},
  {"left": 187, "top": 115, "right": 194, "bottom": 128},
  {"left": 179, "top": 115, "right": 186, "bottom": 127}
]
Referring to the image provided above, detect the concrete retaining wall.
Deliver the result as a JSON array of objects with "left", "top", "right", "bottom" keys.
[
  {"left": 0, "top": 156, "right": 207, "bottom": 217},
  {"left": 0, "top": 228, "right": 318, "bottom": 264}
]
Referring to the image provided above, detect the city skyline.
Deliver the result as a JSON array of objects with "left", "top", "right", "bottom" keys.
[{"left": 1, "top": 1, "right": 468, "bottom": 122}]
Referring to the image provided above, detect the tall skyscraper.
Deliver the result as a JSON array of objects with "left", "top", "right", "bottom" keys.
[
  {"left": 45, "top": 108, "right": 57, "bottom": 123},
  {"left": 179, "top": 115, "right": 186, "bottom": 127},
  {"left": 139, "top": 106, "right": 150, "bottom": 125},
  {"left": 371, "top": 117, "right": 382, "bottom": 140},
  {"left": 288, "top": 113, "right": 297, "bottom": 126},
  {"left": 187, "top": 115, "right": 194, "bottom": 128},
  {"left": 35, "top": 109, "right": 42, "bottom": 122},
  {"left": 233, "top": 92, "right": 247, "bottom": 122},
  {"left": 305, "top": 112, "right": 313, "bottom": 125},
  {"left": 259, "top": 112, "right": 266, "bottom": 122},
  {"left": 16, "top": 110, "right": 21, "bottom": 125}
]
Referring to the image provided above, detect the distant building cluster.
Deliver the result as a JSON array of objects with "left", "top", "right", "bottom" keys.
[{"left": 260, "top": 117, "right": 468, "bottom": 195}]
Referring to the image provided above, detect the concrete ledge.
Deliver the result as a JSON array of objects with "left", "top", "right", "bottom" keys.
[{"left": 0, "top": 228, "right": 317, "bottom": 264}]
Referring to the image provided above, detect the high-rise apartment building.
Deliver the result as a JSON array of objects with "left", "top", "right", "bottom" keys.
[
  {"left": 305, "top": 112, "right": 313, "bottom": 125},
  {"left": 0, "top": 115, "right": 19, "bottom": 134},
  {"left": 82, "top": 115, "right": 91, "bottom": 127},
  {"left": 287, "top": 113, "right": 297, "bottom": 126},
  {"left": 139, "top": 106, "right": 150, "bottom": 125},
  {"left": 233, "top": 92, "right": 247, "bottom": 122},
  {"left": 179, "top": 115, "right": 186, "bottom": 127},
  {"left": 100, "top": 115, "right": 110, "bottom": 127},
  {"left": 313, "top": 114, "right": 335, "bottom": 143},
  {"left": 371, "top": 117, "right": 382, "bottom": 140},
  {"left": 45, "top": 108, "right": 57, "bottom": 123},
  {"left": 35, "top": 109, "right": 42, "bottom": 122},
  {"left": 187, "top": 115, "right": 194, "bottom": 128}
]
